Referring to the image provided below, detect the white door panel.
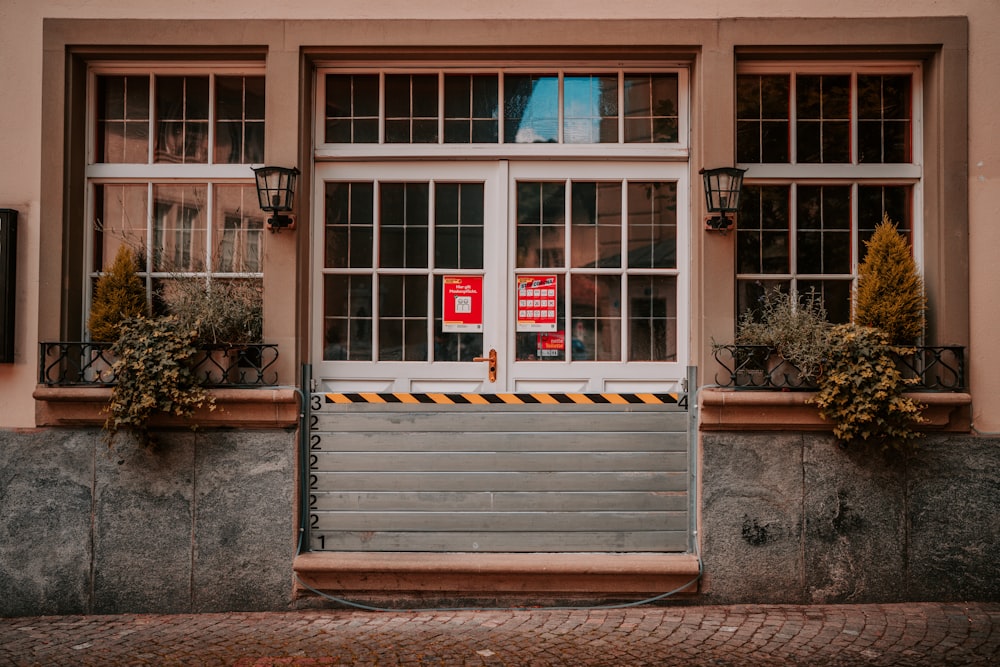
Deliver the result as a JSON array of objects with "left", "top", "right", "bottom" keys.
[{"left": 312, "top": 161, "right": 688, "bottom": 393}]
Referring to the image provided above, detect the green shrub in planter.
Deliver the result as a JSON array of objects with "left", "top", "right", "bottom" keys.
[
  {"left": 809, "top": 323, "right": 924, "bottom": 450},
  {"left": 733, "top": 286, "right": 831, "bottom": 381},
  {"left": 159, "top": 278, "right": 263, "bottom": 345},
  {"left": 105, "top": 315, "right": 215, "bottom": 447},
  {"left": 88, "top": 245, "right": 148, "bottom": 342},
  {"left": 855, "top": 214, "right": 926, "bottom": 344}
]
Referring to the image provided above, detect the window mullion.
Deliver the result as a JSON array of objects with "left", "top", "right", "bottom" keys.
[
  {"left": 379, "top": 72, "right": 386, "bottom": 145},
  {"left": 557, "top": 72, "right": 564, "bottom": 145},
  {"left": 620, "top": 179, "right": 629, "bottom": 363},
  {"left": 427, "top": 180, "right": 436, "bottom": 360},
  {"left": 148, "top": 75, "right": 156, "bottom": 164}
]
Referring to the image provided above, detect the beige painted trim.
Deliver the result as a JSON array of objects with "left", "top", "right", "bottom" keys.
[{"left": 39, "top": 16, "right": 969, "bottom": 423}]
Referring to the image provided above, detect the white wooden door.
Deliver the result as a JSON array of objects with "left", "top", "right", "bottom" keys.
[{"left": 312, "top": 161, "right": 688, "bottom": 394}]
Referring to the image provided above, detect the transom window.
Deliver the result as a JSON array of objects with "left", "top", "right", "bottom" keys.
[
  {"left": 319, "top": 69, "right": 685, "bottom": 148},
  {"left": 735, "top": 63, "right": 921, "bottom": 323},
  {"left": 86, "top": 65, "right": 265, "bottom": 330}
]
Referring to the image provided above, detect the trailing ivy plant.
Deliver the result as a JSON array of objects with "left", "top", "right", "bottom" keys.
[
  {"left": 105, "top": 315, "right": 215, "bottom": 448},
  {"left": 808, "top": 324, "right": 924, "bottom": 451}
]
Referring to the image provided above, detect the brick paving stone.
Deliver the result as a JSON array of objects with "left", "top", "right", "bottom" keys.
[{"left": 0, "top": 603, "right": 998, "bottom": 666}]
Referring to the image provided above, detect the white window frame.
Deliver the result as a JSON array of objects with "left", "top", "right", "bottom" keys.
[
  {"left": 735, "top": 61, "right": 925, "bottom": 306},
  {"left": 84, "top": 62, "right": 266, "bottom": 335},
  {"left": 313, "top": 64, "right": 690, "bottom": 162}
]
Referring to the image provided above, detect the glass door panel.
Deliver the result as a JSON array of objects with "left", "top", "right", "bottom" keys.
[
  {"left": 314, "top": 162, "right": 503, "bottom": 393},
  {"left": 507, "top": 162, "right": 688, "bottom": 394}
]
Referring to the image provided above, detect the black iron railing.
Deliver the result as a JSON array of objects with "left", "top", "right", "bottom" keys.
[
  {"left": 39, "top": 341, "right": 279, "bottom": 388},
  {"left": 712, "top": 344, "right": 965, "bottom": 391}
]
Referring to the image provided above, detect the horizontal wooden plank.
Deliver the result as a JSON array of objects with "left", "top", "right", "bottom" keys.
[
  {"left": 310, "top": 510, "right": 686, "bottom": 532},
  {"left": 312, "top": 450, "right": 687, "bottom": 473},
  {"left": 310, "top": 471, "right": 688, "bottom": 493},
  {"left": 310, "top": 530, "right": 689, "bottom": 552},
  {"left": 310, "top": 491, "right": 687, "bottom": 512},
  {"left": 311, "top": 410, "right": 688, "bottom": 433},
  {"left": 310, "top": 431, "right": 689, "bottom": 453}
]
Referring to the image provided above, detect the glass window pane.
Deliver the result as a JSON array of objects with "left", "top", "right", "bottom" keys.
[
  {"left": 380, "top": 183, "right": 429, "bottom": 268},
  {"left": 325, "top": 182, "right": 374, "bottom": 268},
  {"left": 516, "top": 181, "right": 566, "bottom": 268},
  {"left": 323, "top": 274, "right": 372, "bottom": 360},
  {"left": 505, "top": 74, "right": 559, "bottom": 144},
  {"left": 379, "top": 275, "right": 428, "bottom": 361},
  {"left": 624, "top": 74, "right": 679, "bottom": 143},
  {"left": 795, "top": 74, "right": 850, "bottom": 164},
  {"left": 213, "top": 185, "right": 264, "bottom": 273},
  {"left": 736, "top": 74, "right": 789, "bottom": 163},
  {"left": 385, "top": 74, "right": 439, "bottom": 144},
  {"left": 564, "top": 75, "right": 618, "bottom": 143},
  {"left": 214, "top": 76, "right": 265, "bottom": 164},
  {"left": 858, "top": 185, "right": 912, "bottom": 260},
  {"left": 93, "top": 184, "right": 149, "bottom": 273},
  {"left": 737, "top": 185, "right": 790, "bottom": 274},
  {"left": 571, "top": 182, "right": 621, "bottom": 268},
  {"left": 858, "top": 74, "right": 912, "bottom": 163},
  {"left": 799, "top": 279, "right": 852, "bottom": 324},
  {"left": 325, "top": 74, "right": 379, "bottom": 143},
  {"left": 795, "top": 185, "right": 851, "bottom": 274},
  {"left": 515, "top": 277, "right": 565, "bottom": 362},
  {"left": 571, "top": 275, "right": 621, "bottom": 361},
  {"left": 435, "top": 182, "right": 484, "bottom": 270},
  {"left": 433, "top": 275, "right": 483, "bottom": 361},
  {"left": 97, "top": 75, "right": 150, "bottom": 163},
  {"left": 152, "top": 184, "right": 208, "bottom": 272},
  {"left": 628, "top": 275, "right": 676, "bottom": 362},
  {"left": 156, "top": 76, "right": 209, "bottom": 163},
  {"left": 736, "top": 279, "right": 790, "bottom": 322},
  {"left": 444, "top": 75, "right": 499, "bottom": 144},
  {"left": 627, "top": 182, "right": 676, "bottom": 269}
]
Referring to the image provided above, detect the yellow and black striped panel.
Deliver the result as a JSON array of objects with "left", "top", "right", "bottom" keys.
[{"left": 325, "top": 392, "right": 680, "bottom": 405}]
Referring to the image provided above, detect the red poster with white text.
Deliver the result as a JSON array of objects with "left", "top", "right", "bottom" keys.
[
  {"left": 442, "top": 276, "right": 483, "bottom": 332},
  {"left": 516, "top": 275, "right": 558, "bottom": 332}
]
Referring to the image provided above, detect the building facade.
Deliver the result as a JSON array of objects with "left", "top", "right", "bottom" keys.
[{"left": 1, "top": 1, "right": 998, "bottom": 615}]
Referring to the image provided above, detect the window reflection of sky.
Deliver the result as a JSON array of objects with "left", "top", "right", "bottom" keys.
[{"left": 510, "top": 76, "right": 614, "bottom": 143}]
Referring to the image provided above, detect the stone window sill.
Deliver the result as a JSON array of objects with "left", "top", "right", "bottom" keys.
[
  {"left": 33, "top": 385, "right": 300, "bottom": 428},
  {"left": 699, "top": 388, "right": 972, "bottom": 432}
]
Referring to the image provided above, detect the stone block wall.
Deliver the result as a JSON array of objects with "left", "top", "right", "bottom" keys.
[
  {"left": 3, "top": 426, "right": 997, "bottom": 616},
  {"left": 0, "top": 428, "right": 296, "bottom": 616},
  {"left": 699, "top": 432, "right": 1000, "bottom": 604}
]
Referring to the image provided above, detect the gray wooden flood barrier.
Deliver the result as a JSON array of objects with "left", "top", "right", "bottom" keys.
[{"left": 306, "top": 394, "right": 690, "bottom": 553}]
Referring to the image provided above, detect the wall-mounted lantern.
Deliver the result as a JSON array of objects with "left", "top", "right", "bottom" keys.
[
  {"left": 0, "top": 209, "right": 17, "bottom": 363},
  {"left": 700, "top": 166, "right": 747, "bottom": 232},
  {"left": 252, "top": 166, "right": 300, "bottom": 232}
]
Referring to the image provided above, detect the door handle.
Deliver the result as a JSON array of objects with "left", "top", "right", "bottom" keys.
[{"left": 473, "top": 348, "right": 497, "bottom": 383}]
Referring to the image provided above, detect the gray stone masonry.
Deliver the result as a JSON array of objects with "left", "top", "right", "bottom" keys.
[{"left": 0, "top": 427, "right": 296, "bottom": 616}]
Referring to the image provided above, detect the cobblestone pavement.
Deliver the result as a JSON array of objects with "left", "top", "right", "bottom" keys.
[{"left": 2, "top": 602, "right": 999, "bottom": 666}]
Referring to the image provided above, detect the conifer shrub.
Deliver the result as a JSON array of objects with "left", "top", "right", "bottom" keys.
[
  {"left": 88, "top": 245, "right": 148, "bottom": 342},
  {"left": 855, "top": 214, "right": 926, "bottom": 344}
]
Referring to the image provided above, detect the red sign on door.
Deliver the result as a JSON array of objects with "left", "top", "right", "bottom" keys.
[
  {"left": 442, "top": 276, "right": 483, "bottom": 333},
  {"left": 516, "top": 275, "right": 558, "bottom": 332}
]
